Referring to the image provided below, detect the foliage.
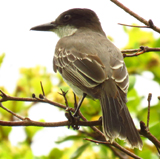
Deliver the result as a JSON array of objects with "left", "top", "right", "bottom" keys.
[
  {"left": 0, "top": 27, "right": 160, "bottom": 159},
  {"left": 0, "top": 53, "right": 5, "bottom": 67}
]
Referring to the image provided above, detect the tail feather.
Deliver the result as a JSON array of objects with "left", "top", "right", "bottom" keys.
[{"left": 99, "top": 81, "right": 143, "bottom": 150}]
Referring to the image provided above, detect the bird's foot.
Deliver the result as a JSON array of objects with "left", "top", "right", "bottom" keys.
[{"left": 65, "top": 108, "right": 80, "bottom": 130}]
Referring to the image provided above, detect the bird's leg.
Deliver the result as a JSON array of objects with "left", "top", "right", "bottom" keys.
[
  {"left": 65, "top": 93, "right": 86, "bottom": 130},
  {"left": 73, "top": 93, "right": 87, "bottom": 117}
]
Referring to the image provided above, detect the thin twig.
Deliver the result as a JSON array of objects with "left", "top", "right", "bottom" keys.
[
  {"left": 122, "top": 47, "right": 160, "bottom": 54},
  {"left": 1, "top": 90, "right": 160, "bottom": 158},
  {"left": 84, "top": 138, "right": 142, "bottom": 159},
  {"left": 0, "top": 89, "right": 66, "bottom": 109},
  {"left": 59, "top": 89, "right": 78, "bottom": 129},
  {"left": 40, "top": 81, "right": 45, "bottom": 96},
  {"left": 147, "top": 93, "right": 152, "bottom": 128},
  {"left": 110, "top": 0, "right": 160, "bottom": 34},
  {"left": 122, "top": 46, "right": 160, "bottom": 58},
  {"left": 109, "top": 146, "right": 128, "bottom": 159},
  {"left": 0, "top": 90, "right": 7, "bottom": 97},
  {"left": 139, "top": 121, "right": 160, "bottom": 154},
  {"left": 118, "top": 23, "right": 150, "bottom": 28},
  {"left": 59, "top": 89, "right": 69, "bottom": 108},
  {"left": 118, "top": 20, "right": 155, "bottom": 29},
  {"left": 0, "top": 103, "right": 25, "bottom": 120}
]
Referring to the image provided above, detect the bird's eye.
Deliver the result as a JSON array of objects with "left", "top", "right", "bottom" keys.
[{"left": 63, "top": 14, "right": 71, "bottom": 21}]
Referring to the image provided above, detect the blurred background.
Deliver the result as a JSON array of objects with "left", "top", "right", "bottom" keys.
[{"left": 0, "top": 0, "right": 160, "bottom": 158}]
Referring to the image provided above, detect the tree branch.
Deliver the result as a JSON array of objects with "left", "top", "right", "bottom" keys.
[
  {"left": 138, "top": 93, "right": 160, "bottom": 154},
  {"left": 1, "top": 88, "right": 160, "bottom": 158},
  {"left": 110, "top": 0, "right": 160, "bottom": 33},
  {"left": 0, "top": 118, "right": 101, "bottom": 127},
  {"left": 147, "top": 93, "right": 152, "bottom": 128},
  {"left": 139, "top": 121, "right": 160, "bottom": 154},
  {"left": 84, "top": 138, "right": 142, "bottom": 159},
  {"left": 0, "top": 103, "right": 25, "bottom": 120},
  {"left": 109, "top": 146, "right": 128, "bottom": 159},
  {"left": 0, "top": 90, "right": 66, "bottom": 110},
  {"left": 0, "top": 89, "right": 142, "bottom": 158},
  {"left": 121, "top": 46, "right": 160, "bottom": 58},
  {"left": 118, "top": 23, "right": 151, "bottom": 29}
]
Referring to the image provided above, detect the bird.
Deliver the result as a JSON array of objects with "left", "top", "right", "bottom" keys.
[{"left": 30, "top": 8, "right": 143, "bottom": 149}]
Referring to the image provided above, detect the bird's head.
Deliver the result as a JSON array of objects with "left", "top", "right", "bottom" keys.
[{"left": 30, "top": 8, "right": 104, "bottom": 38}]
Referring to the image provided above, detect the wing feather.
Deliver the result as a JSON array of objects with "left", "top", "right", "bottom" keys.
[
  {"left": 110, "top": 55, "right": 129, "bottom": 93},
  {"left": 54, "top": 47, "right": 106, "bottom": 89}
]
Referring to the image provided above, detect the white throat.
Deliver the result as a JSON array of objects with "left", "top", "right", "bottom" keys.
[{"left": 53, "top": 25, "right": 77, "bottom": 38}]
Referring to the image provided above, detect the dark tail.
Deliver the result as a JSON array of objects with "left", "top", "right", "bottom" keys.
[{"left": 99, "top": 81, "right": 143, "bottom": 150}]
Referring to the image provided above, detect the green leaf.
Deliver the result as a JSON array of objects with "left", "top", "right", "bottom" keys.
[
  {"left": 149, "top": 122, "right": 160, "bottom": 139},
  {"left": 127, "top": 88, "right": 141, "bottom": 113},
  {"left": 0, "top": 53, "right": 5, "bottom": 67},
  {"left": 0, "top": 127, "right": 12, "bottom": 140},
  {"left": 71, "top": 143, "right": 90, "bottom": 159},
  {"left": 18, "top": 66, "right": 53, "bottom": 96},
  {"left": 138, "top": 102, "right": 160, "bottom": 128},
  {"left": 48, "top": 148, "right": 63, "bottom": 159},
  {"left": 128, "top": 75, "right": 136, "bottom": 92},
  {"left": 124, "top": 27, "right": 155, "bottom": 48},
  {"left": 138, "top": 148, "right": 153, "bottom": 159}
]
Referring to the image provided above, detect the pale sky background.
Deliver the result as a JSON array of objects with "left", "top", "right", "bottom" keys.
[{"left": 0, "top": 0, "right": 160, "bottom": 156}]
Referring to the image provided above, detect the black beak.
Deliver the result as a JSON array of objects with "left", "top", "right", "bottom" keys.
[{"left": 30, "top": 21, "right": 57, "bottom": 31}]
